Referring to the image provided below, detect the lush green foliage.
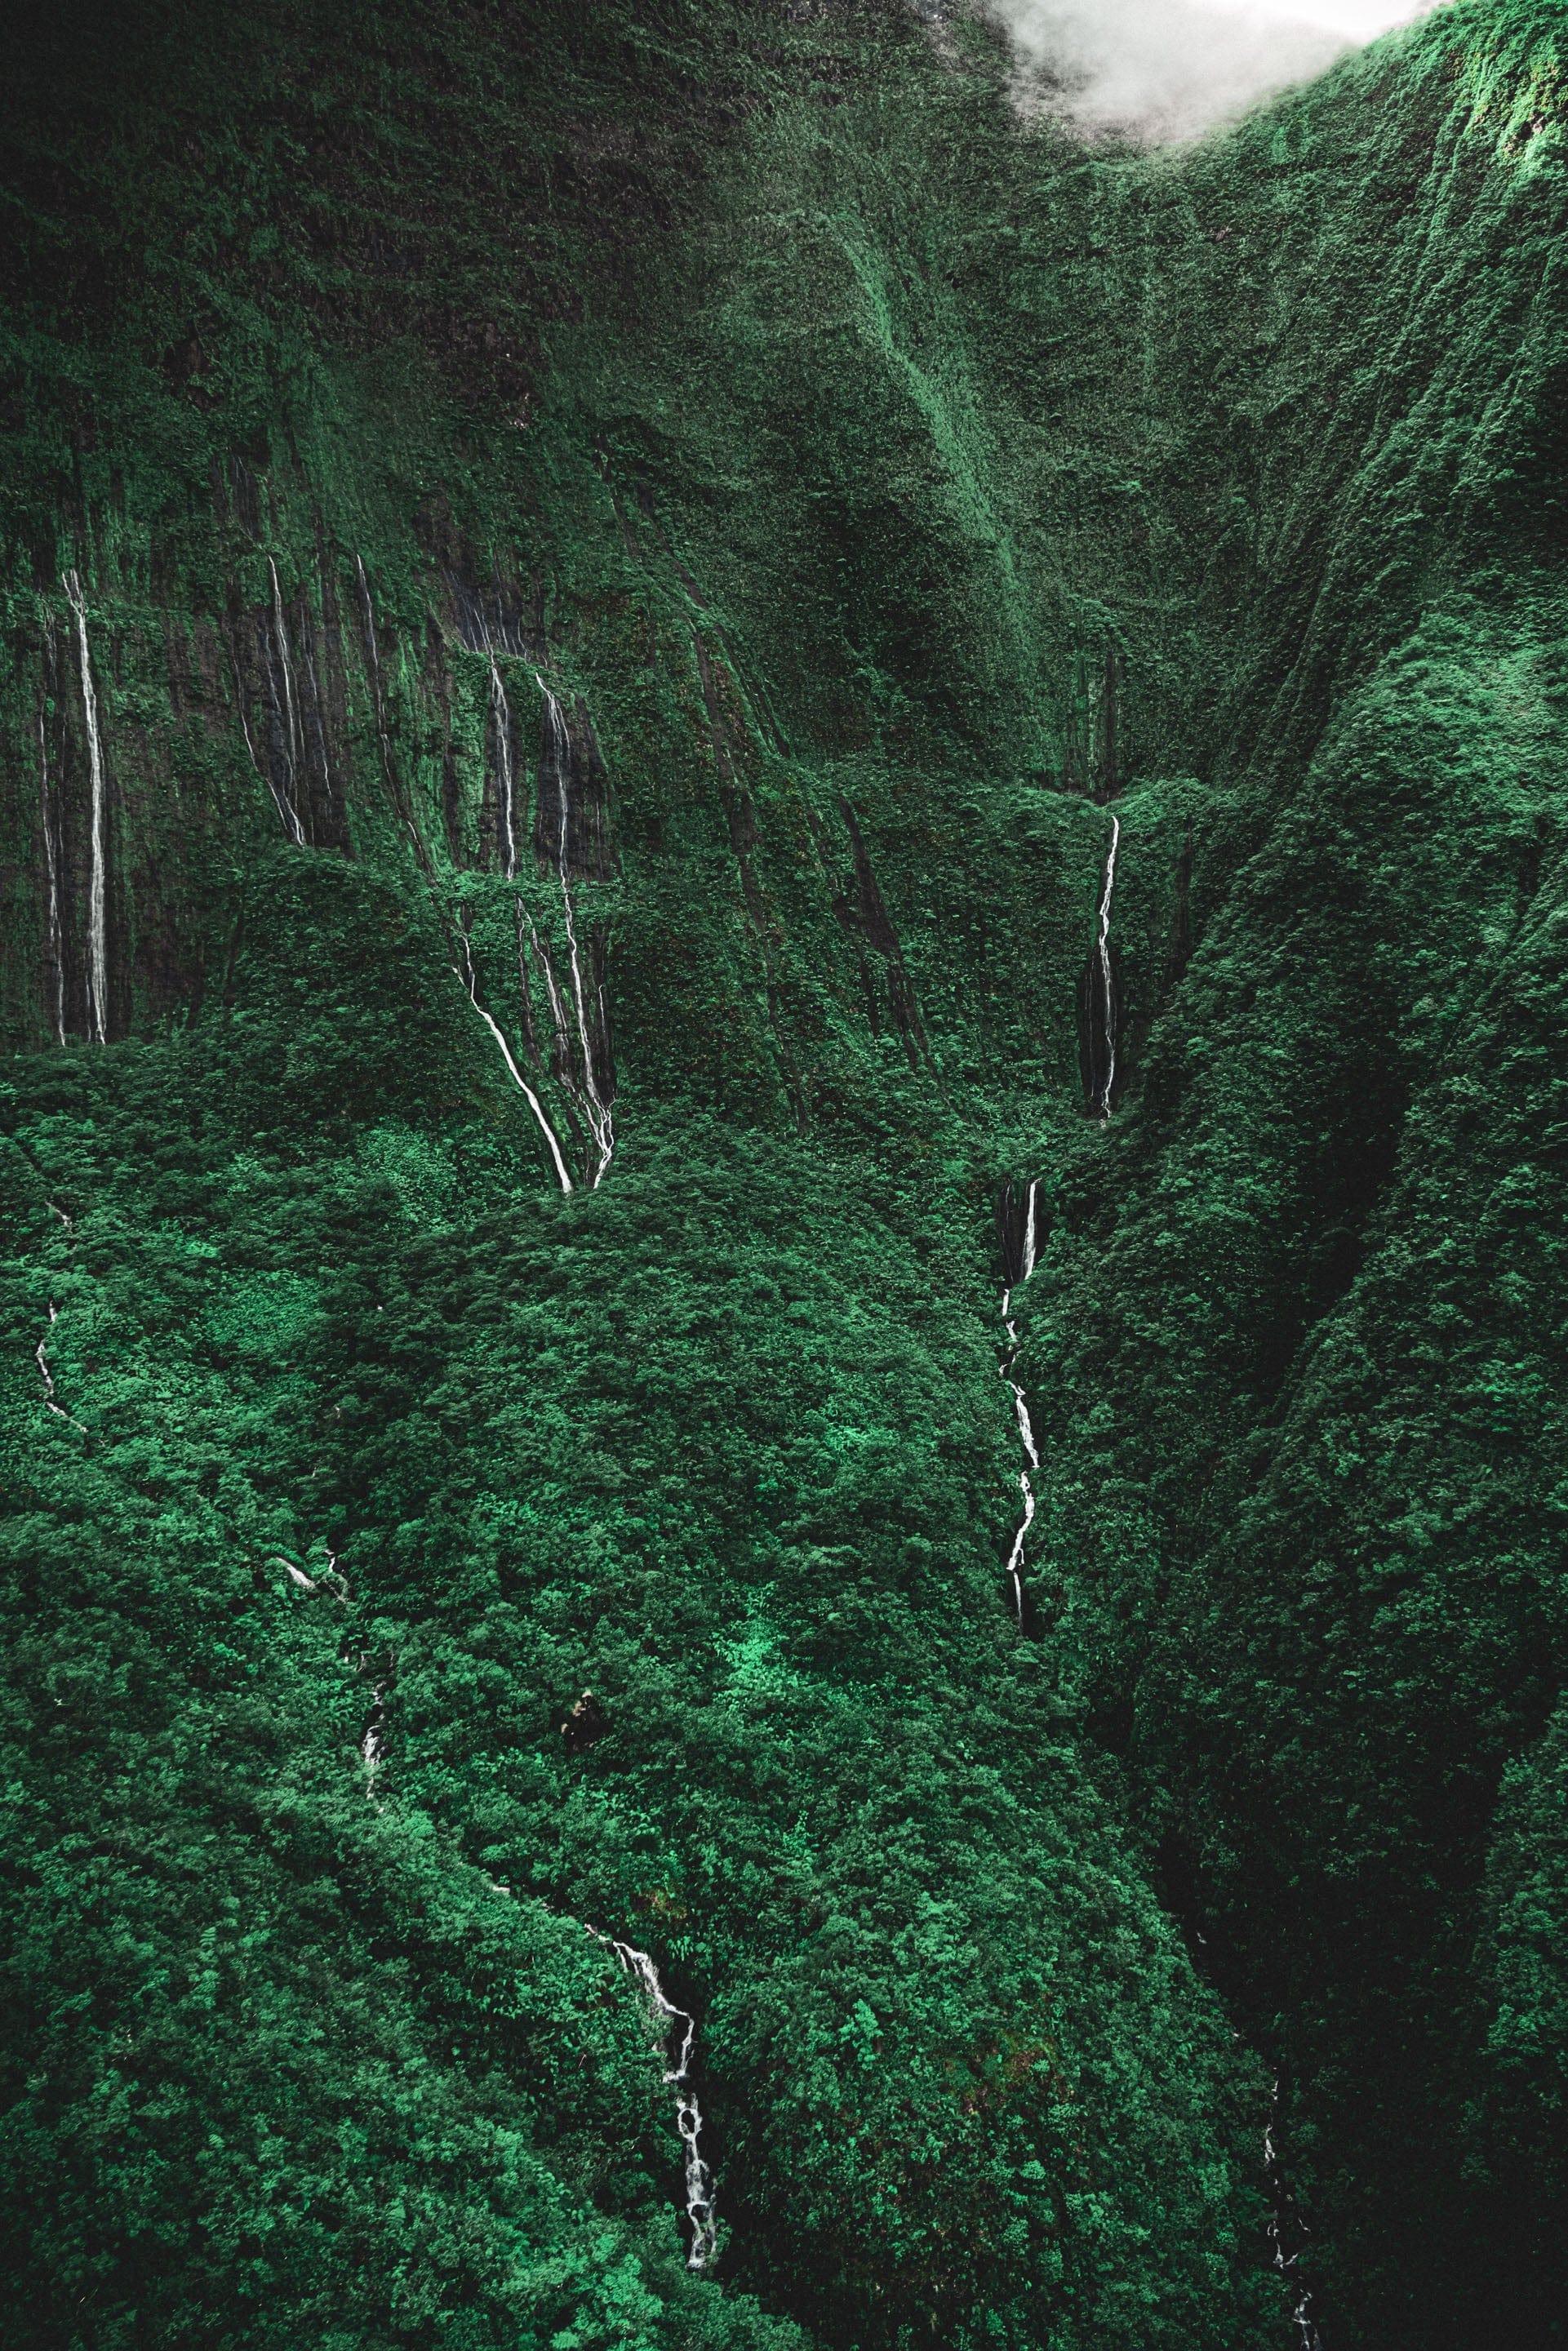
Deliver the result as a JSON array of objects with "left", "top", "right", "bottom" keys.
[{"left": 2, "top": 2, "right": 1566, "bottom": 2347}]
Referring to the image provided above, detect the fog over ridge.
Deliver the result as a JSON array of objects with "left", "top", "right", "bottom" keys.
[{"left": 983, "top": 0, "right": 1440, "bottom": 142}]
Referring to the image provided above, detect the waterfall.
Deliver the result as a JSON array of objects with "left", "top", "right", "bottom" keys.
[
  {"left": 524, "top": 912, "right": 572, "bottom": 1069},
  {"left": 266, "top": 558, "right": 308, "bottom": 845},
  {"left": 512, "top": 900, "right": 543, "bottom": 1066},
  {"left": 64, "top": 572, "right": 109, "bottom": 1046},
  {"left": 489, "top": 655, "right": 517, "bottom": 878},
  {"left": 1265, "top": 2078, "right": 1324, "bottom": 2350},
  {"left": 335, "top": 1634, "right": 395, "bottom": 1810},
  {"left": 522, "top": 907, "right": 607, "bottom": 1177},
  {"left": 357, "top": 554, "right": 430, "bottom": 871},
  {"left": 38, "top": 708, "right": 66, "bottom": 1046},
  {"left": 361, "top": 1701, "right": 385, "bottom": 1784},
  {"left": 35, "top": 1303, "right": 85, "bottom": 1433},
  {"left": 229, "top": 637, "right": 296, "bottom": 841},
  {"left": 536, "top": 678, "right": 614, "bottom": 1188},
  {"left": 456, "top": 927, "right": 574, "bottom": 1193},
  {"left": 999, "top": 1179, "right": 1042, "bottom": 1624},
  {"left": 1094, "top": 814, "right": 1122, "bottom": 1119},
  {"left": 589, "top": 1927, "right": 719, "bottom": 2269}
]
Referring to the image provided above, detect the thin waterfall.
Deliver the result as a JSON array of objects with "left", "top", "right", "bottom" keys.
[
  {"left": 1265, "top": 2079, "right": 1324, "bottom": 2350},
  {"left": 1094, "top": 814, "right": 1122, "bottom": 1119},
  {"left": 357, "top": 553, "right": 430, "bottom": 872},
  {"left": 229, "top": 636, "right": 296, "bottom": 840},
  {"left": 524, "top": 911, "right": 575, "bottom": 1087},
  {"left": 999, "top": 1179, "right": 1042, "bottom": 1624},
  {"left": 512, "top": 900, "right": 543, "bottom": 1067},
  {"left": 352, "top": 560, "right": 566, "bottom": 1192},
  {"left": 589, "top": 1927, "right": 719, "bottom": 2270},
  {"left": 266, "top": 558, "right": 308, "bottom": 845},
  {"left": 38, "top": 707, "right": 66, "bottom": 1045},
  {"left": 35, "top": 1302, "right": 85, "bottom": 1433},
  {"left": 456, "top": 926, "right": 574, "bottom": 1193},
  {"left": 489, "top": 655, "right": 517, "bottom": 878},
  {"left": 357, "top": 1645, "right": 394, "bottom": 1810},
  {"left": 535, "top": 678, "right": 614, "bottom": 1187},
  {"left": 64, "top": 571, "right": 109, "bottom": 1046},
  {"left": 521, "top": 900, "right": 616, "bottom": 1188}
]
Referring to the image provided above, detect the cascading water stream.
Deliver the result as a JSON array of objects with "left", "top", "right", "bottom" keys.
[
  {"left": 1094, "top": 813, "right": 1122, "bottom": 1120},
  {"left": 229, "top": 640, "right": 295, "bottom": 839},
  {"left": 521, "top": 907, "right": 603, "bottom": 1172},
  {"left": 347, "top": 560, "right": 568, "bottom": 1193},
  {"left": 355, "top": 1642, "right": 394, "bottom": 1811},
  {"left": 63, "top": 571, "right": 109, "bottom": 1046},
  {"left": 535, "top": 678, "right": 614, "bottom": 1187},
  {"left": 524, "top": 912, "right": 572, "bottom": 1064},
  {"left": 38, "top": 706, "right": 66, "bottom": 1046},
  {"left": 35, "top": 1302, "right": 85, "bottom": 1434},
  {"left": 455, "top": 926, "right": 574, "bottom": 1193},
  {"left": 356, "top": 554, "right": 432, "bottom": 873},
  {"left": 589, "top": 1927, "right": 719, "bottom": 2270},
  {"left": 1265, "top": 2079, "right": 1324, "bottom": 2349},
  {"left": 266, "top": 558, "right": 308, "bottom": 845},
  {"left": 999, "top": 1179, "right": 1042, "bottom": 1624},
  {"left": 488, "top": 655, "right": 518, "bottom": 879}
]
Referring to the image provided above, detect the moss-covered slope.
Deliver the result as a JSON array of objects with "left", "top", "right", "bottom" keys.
[{"left": 1, "top": 2, "right": 1565, "bottom": 2346}]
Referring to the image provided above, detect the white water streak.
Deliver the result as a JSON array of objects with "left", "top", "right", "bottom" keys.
[
  {"left": 489, "top": 656, "right": 517, "bottom": 879},
  {"left": 590, "top": 1928, "right": 718, "bottom": 2269},
  {"left": 267, "top": 558, "right": 308, "bottom": 845},
  {"left": 457, "top": 932, "right": 574, "bottom": 1193},
  {"left": 357, "top": 555, "right": 428, "bottom": 867},
  {"left": 999, "top": 1180, "right": 1042, "bottom": 1623},
  {"left": 1265, "top": 2077, "right": 1324, "bottom": 2349},
  {"left": 1095, "top": 814, "right": 1122, "bottom": 1118},
  {"left": 38, "top": 708, "right": 66, "bottom": 1046},
  {"left": 64, "top": 573, "right": 108, "bottom": 1045},
  {"left": 361, "top": 1676, "right": 389, "bottom": 1793},
  {"left": 537, "top": 678, "right": 614, "bottom": 1187},
  {"left": 36, "top": 1303, "right": 85, "bottom": 1433},
  {"left": 229, "top": 640, "right": 296, "bottom": 840},
  {"left": 526, "top": 913, "right": 572, "bottom": 1058}
]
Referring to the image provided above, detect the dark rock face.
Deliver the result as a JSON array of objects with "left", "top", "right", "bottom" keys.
[{"left": 534, "top": 690, "right": 616, "bottom": 884}]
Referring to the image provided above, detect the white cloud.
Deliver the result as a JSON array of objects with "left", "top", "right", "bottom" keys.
[
  {"left": 986, "top": 0, "right": 1445, "bottom": 141},
  {"left": 1216, "top": 0, "right": 1430, "bottom": 30}
]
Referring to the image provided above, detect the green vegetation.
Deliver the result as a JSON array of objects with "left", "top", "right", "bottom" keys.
[{"left": 2, "top": 2, "right": 1566, "bottom": 2345}]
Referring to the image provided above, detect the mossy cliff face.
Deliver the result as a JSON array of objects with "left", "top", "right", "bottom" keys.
[{"left": 2, "top": 4, "right": 1566, "bottom": 2347}]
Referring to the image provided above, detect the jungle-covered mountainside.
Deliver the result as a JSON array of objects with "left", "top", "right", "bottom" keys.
[{"left": 2, "top": 1, "right": 1566, "bottom": 2345}]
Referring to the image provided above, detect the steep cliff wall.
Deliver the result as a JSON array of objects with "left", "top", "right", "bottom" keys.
[{"left": 1, "top": 2, "right": 1565, "bottom": 2347}]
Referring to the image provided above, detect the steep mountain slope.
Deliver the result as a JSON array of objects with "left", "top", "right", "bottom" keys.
[{"left": 1, "top": 2, "right": 1564, "bottom": 2347}]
